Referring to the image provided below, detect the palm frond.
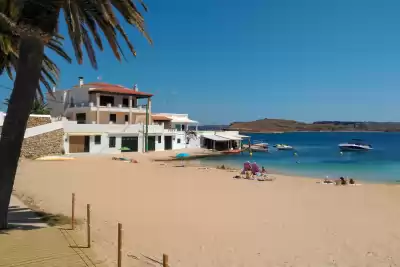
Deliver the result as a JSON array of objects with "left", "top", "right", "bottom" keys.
[
  {"left": 62, "top": 0, "right": 152, "bottom": 69},
  {"left": 0, "top": 0, "right": 71, "bottom": 95}
]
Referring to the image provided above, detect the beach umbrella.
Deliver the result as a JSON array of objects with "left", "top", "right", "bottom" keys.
[
  {"left": 176, "top": 153, "right": 190, "bottom": 167},
  {"left": 119, "top": 147, "right": 131, "bottom": 157},
  {"left": 176, "top": 153, "right": 190, "bottom": 158}
]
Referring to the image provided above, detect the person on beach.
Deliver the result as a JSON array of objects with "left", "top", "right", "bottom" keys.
[
  {"left": 349, "top": 178, "right": 355, "bottom": 185},
  {"left": 261, "top": 166, "right": 267, "bottom": 174},
  {"left": 245, "top": 170, "right": 253, "bottom": 179},
  {"left": 339, "top": 177, "right": 347, "bottom": 185}
]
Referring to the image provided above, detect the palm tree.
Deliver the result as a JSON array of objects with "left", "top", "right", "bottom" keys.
[{"left": 0, "top": 0, "right": 151, "bottom": 228}]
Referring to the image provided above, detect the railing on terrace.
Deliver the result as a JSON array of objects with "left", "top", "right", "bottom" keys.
[
  {"left": 68, "top": 102, "right": 147, "bottom": 110},
  {"left": 63, "top": 121, "right": 167, "bottom": 134}
]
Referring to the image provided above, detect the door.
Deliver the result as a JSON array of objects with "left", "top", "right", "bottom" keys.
[
  {"left": 69, "top": 136, "right": 85, "bottom": 153},
  {"left": 164, "top": 136, "right": 172, "bottom": 150},
  {"left": 148, "top": 136, "right": 156, "bottom": 151},
  {"left": 121, "top": 136, "right": 138, "bottom": 152},
  {"left": 84, "top": 136, "right": 90, "bottom": 152}
]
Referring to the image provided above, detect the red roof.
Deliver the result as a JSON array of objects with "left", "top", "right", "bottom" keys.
[{"left": 76, "top": 82, "right": 153, "bottom": 97}]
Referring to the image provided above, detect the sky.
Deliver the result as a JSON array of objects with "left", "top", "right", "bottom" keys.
[{"left": 1, "top": 0, "right": 400, "bottom": 124}]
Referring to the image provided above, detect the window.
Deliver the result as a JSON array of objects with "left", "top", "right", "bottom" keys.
[
  {"left": 109, "top": 114, "right": 117, "bottom": 123},
  {"left": 177, "top": 138, "right": 181, "bottom": 144},
  {"left": 122, "top": 98, "right": 129, "bottom": 107},
  {"left": 125, "top": 115, "right": 129, "bottom": 122},
  {"left": 94, "top": 135, "right": 101, "bottom": 144},
  {"left": 76, "top": 113, "right": 86, "bottom": 124},
  {"left": 100, "top": 95, "right": 114, "bottom": 106},
  {"left": 109, "top": 136, "right": 116, "bottom": 148},
  {"left": 158, "top": 136, "right": 161, "bottom": 143}
]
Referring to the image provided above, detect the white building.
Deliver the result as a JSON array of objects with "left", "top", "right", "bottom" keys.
[{"left": 47, "top": 78, "right": 199, "bottom": 154}]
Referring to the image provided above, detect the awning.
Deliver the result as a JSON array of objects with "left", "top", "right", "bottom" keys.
[
  {"left": 68, "top": 133, "right": 101, "bottom": 136},
  {"left": 216, "top": 134, "right": 242, "bottom": 140},
  {"left": 171, "top": 117, "right": 198, "bottom": 124},
  {"left": 152, "top": 115, "right": 172, "bottom": 121},
  {"left": 203, "top": 135, "right": 230, "bottom": 141}
]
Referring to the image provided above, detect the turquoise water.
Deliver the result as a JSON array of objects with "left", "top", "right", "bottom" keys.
[{"left": 200, "top": 132, "right": 400, "bottom": 183}]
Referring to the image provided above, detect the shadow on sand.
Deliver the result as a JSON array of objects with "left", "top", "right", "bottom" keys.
[{"left": 0, "top": 205, "right": 72, "bottom": 234}]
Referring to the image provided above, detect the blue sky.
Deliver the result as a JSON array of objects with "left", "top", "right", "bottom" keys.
[{"left": 1, "top": 0, "right": 400, "bottom": 124}]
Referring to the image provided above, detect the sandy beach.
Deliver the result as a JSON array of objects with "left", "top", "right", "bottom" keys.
[{"left": 13, "top": 152, "right": 400, "bottom": 267}]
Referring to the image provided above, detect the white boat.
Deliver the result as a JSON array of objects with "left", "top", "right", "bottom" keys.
[
  {"left": 275, "top": 144, "right": 294, "bottom": 150},
  {"left": 251, "top": 143, "right": 269, "bottom": 152},
  {"left": 339, "top": 139, "right": 372, "bottom": 151},
  {"left": 242, "top": 142, "right": 269, "bottom": 152}
]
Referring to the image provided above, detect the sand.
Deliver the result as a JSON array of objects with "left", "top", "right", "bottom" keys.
[{"left": 13, "top": 153, "right": 400, "bottom": 267}]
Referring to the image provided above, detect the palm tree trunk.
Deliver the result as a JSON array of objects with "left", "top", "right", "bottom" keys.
[{"left": 0, "top": 36, "right": 44, "bottom": 229}]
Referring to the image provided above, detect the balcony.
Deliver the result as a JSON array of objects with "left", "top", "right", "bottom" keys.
[{"left": 68, "top": 102, "right": 148, "bottom": 113}]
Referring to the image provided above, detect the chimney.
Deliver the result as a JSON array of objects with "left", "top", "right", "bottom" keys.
[
  {"left": 133, "top": 84, "right": 139, "bottom": 92},
  {"left": 79, "top": 77, "right": 84, "bottom": 87},
  {"left": 52, "top": 86, "right": 56, "bottom": 92}
]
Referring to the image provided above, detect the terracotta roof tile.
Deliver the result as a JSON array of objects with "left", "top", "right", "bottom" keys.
[{"left": 75, "top": 82, "right": 153, "bottom": 97}]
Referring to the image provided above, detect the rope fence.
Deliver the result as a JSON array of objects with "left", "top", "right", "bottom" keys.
[{"left": 70, "top": 193, "right": 170, "bottom": 267}]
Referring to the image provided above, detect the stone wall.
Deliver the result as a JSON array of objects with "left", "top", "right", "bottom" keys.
[
  {"left": 21, "top": 129, "right": 64, "bottom": 159},
  {"left": 20, "top": 115, "right": 64, "bottom": 159},
  {"left": 26, "top": 116, "right": 52, "bottom": 128}
]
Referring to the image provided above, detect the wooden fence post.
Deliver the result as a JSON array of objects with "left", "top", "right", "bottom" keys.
[
  {"left": 71, "top": 193, "right": 75, "bottom": 230},
  {"left": 163, "top": 254, "right": 168, "bottom": 267},
  {"left": 87, "top": 204, "right": 91, "bottom": 248},
  {"left": 118, "top": 223, "right": 122, "bottom": 267}
]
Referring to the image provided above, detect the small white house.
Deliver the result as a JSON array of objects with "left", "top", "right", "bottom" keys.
[
  {"left": 63, "top": 121, "right": 187, "bottom": 154},
  {"left": 45, "top": 78, "right": 199, "bottom": 155}
]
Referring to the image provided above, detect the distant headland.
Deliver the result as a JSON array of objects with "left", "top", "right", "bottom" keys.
[{"left": 198, "top": 118, "right": 400, "bottom": 133}]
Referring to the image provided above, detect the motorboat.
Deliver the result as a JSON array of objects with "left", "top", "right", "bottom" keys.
[
  {"left": 222, "top": 149, "right": 242, "bottom": 155},
  {"left": 251, "top": 145, "right": 269, "bottom": 152},
  {"left": 339, "top": 139, "right": 372, "bottom": 151},
  {"left": 251, "top": 142, "right": 269, "bottom": 152},
  {"left": 242, "top": 142, "right": 269, "bottom": 152},
  {"left": 275, "top": 144, "right": 294, "bottom": 150}
]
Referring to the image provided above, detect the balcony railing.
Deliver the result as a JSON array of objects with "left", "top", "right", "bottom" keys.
[{"left": 68, "top": 102, "right": 147, "bottom": 110}]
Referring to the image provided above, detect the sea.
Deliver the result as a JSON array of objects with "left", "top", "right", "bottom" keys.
[{"left": 199, "top": 132, "right": 400, "bottom": 183}]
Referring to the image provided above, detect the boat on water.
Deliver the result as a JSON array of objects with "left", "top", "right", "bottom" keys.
[
  {"left": 251, "top": 142, "right": 269, "bottom": 152},
  {"left": 242, "top": 142, "right": 269, "bottom": 152},
  {"left": 222, "top": 149, "right": 242, "bottom": 155},
  {"left": 339, "top": 139, "right": 373, "bottom": 151},
  {"left": 274, "top": 144, "right": 294, "bottom": 150}
]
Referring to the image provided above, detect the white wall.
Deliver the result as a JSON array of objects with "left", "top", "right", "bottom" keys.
[
  {"left": 24, "top": 121, "right": 63, "bottom": 138},
  {"left": 186, "top": 135, "right": 200, "bottom": 149},
  {"left": 47, "top": 91, "right": 66, "bottom": 117},
  {"left": 155, "top": 134, "right": 164, "bottom": 151},
  {"left": 172, "top": 132, "right": 186, "bottom": 150},
  {"left": 64, "top": 133, "right": 131, "bottom": 155},
  {"left": 62, "top": 121, "right": 189, "bottom": 154},
  {"left": 63, "top": 121, "right": 165, "bottom": 134},
  {"left": 47, "top": 87, "right": 90, "bottom": 117}
]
